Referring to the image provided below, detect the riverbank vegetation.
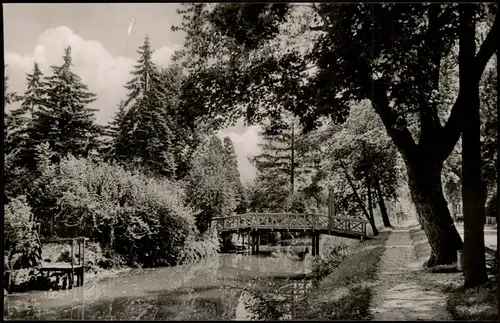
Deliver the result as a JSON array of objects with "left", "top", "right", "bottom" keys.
[{"left": 294, "top": 232, "right": 390, "bottom": 320}]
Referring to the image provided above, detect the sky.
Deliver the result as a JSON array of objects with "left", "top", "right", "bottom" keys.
[{"left": 3, "top": 3, "right": 260, "bottom": 182}]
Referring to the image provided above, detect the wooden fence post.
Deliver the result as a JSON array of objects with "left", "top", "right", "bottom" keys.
[
  {"left": 82, "top": 238, "right": 86, "bottom": 286},
  {"left": 70, "top": 239, "right": 75, "bottom": 289}
]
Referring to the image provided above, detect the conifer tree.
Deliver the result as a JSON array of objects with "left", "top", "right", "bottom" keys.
[
  {"left": 102, "top": 100, "right": 126, "bottom": 160},
  {"left": 4, "top": 67, "right": 26, "bottom": 156},
  {"left": 251, "top": 115, "right": 307, "bottom": 196},
  {"left": 18, "top": 62, "right": 46, "bottom": 121},
  {"left": 222, "top": 136, "right": 246, "bottom": 213},
  {"left": 28, "top": 47, "right": 101, "bottom": 165},
  {"left": 114, "top": 36, "right": 176, "bottom": 177},
  {"left": 3, "top": 65, "right": 23, "bottom": 106},
  {"left": 6, "top": 62, "right": 48, "bottom": 166}
]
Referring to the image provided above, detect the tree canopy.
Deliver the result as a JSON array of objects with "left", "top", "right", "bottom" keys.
[{"left": 173, "top": 3, "right": 498, "bottom": 274}]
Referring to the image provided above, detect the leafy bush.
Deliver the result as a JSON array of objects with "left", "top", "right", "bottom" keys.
[
  {"left": 185, "top": 136, "right": 237, "bottom": 234},
  {"left": 4, "top": 196, "right": 42, "bottom": 270},
  {"left": 43, "top": 155, "right": 198, "bottom": 267},
  {"left": 178, "top": 227, "right": 221, "bottom": 265}
]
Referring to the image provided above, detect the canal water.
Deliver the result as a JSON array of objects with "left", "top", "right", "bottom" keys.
[{"left": 3, "top": 246, "right": 316, "bottom": 320}]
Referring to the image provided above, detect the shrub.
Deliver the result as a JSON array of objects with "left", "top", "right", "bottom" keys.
[
  {"left": 4, "top": 196, "right": 42, "bottom": 270},
  {"left": 178, "top": 227, "right": 221, "bottom": 265},
  {"left": 43, "top": 156, "right": 196, "bottom": 267}
]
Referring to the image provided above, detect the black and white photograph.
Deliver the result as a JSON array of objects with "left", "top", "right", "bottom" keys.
[{"left": 2, "top": 2, "right": 498, "bottom": 321}]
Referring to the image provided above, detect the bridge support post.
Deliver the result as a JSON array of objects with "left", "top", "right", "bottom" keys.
[
  {"left": 311, "top": 233, "right": 320, "bottom": 256},
  {"left": 315, "top": 234, "right": 320, "bottom": 256},
  {"left": 256, "top": 232, "right": 260, "bottom": 255},
  {"left": 251, "top": 231, "right": 260, "bottom": 255},
  {"left": 251, "top": 232, "right": 256, "bottom": 255},
  {"left": 311, "top": 234, "right": 316, "bottom": 256}
]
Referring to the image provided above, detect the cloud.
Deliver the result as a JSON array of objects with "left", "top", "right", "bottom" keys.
[
  {"left": 218, "top": 125, "right": 262, "bottom": 184},
  {"left": 152, "top": 44, "right": 182, "bottom": 68},
  {"left": 5, "top": 26, "right": 178, "bottom": 124}
]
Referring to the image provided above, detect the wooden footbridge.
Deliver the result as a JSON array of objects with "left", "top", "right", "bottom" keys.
[{"left": 212, "top": 213, "right": 370, "bottom": 256}]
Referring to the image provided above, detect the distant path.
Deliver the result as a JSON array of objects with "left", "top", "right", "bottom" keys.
[{"left": 369, "top": 226, "right": 451, "bottom": 321}]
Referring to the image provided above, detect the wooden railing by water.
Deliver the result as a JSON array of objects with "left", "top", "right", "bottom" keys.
[
  {"left": 212, "top": 213, "right": 369, "bottom": 256},
  {"left": 213, "top": 213, "right": 368, "bottom": 236}
]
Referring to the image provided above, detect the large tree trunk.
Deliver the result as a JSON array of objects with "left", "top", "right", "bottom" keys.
[
  {"left": 462, "top": 85, "right": 488, "bottom": 287},
  {"left": 460, "top": 4, "right": 488, "bottom": 288},
  {"left": 375, "top": 177, "right": 392, "bottom": 228},
  {"left": 406, "top": 160, "right": 463, "bottom": 267}
]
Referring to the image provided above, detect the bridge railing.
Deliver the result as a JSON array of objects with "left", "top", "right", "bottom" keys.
[{"left": 212, "top": 213, "right": 368, "bottom": 235}]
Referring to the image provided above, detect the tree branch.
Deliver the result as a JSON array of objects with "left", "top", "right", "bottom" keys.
[
  {"left": 359, "top": 70, "right": 418, "bottom": 163},
  {"left": 418, "top": 5, "right": 445, "bottom": 147},
  {"left": 472, "top": 5, "right": 499, "bottom": 83},
  {"left": 439, "top": 6, "right": 498, "bottom": 160}
]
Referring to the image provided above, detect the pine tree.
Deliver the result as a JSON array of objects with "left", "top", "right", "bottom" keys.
[
  {"left": 159, "top": 64, "right": 202, "bottom": 179},
  {"left": 3, "top": 65, "right": 23, "bottom": 106},
  {"left": 222, "top": 136, "right": 246, "bottom": 213},
  {"left": 251, "top": 115, "right": 308, "bottom": 196},
  {"left": 28, "top": 47, "right": 101, "bottom": 164},
  {"left": 113, "top": 36, "right": 177, "bottom": 177},
  {"left": 102, "top": 100, "right": 127, "bottom": 160},
  {"left": 109, "top": 101, "right": 127, "bottom": 135},
  {"left": 4, "top": 68, "right": 26, "bottom": 156},
  {"left": 6, "top": 62, "right": 48, "bottom": 166},
  {"left": 18, "top": 62, "right": 46, "bottom": 121},
  {"left": 123, "top": 36, "right": 168, "bottom": 108}
]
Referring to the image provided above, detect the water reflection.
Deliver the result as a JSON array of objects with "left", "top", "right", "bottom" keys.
[{"left": 4, "top": 249, "right": 313, "bottom": 321}]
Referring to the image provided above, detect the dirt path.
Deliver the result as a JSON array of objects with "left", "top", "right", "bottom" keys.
[{"left": 369, "top": 226, "right": 452, "bottom": 321}]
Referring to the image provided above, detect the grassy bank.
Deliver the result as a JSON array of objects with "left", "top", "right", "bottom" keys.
[
  {"left": 292, "top": 231, "right": 390, "bottom": 320},
  {"left": 408, "top": 222, "right": 498, "bottom": 321},
  {"left": 445, "top": 279, "right": 498, "bottom": 321}
]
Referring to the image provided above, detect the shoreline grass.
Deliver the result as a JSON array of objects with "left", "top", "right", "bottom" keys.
[
  {"left": 445, "top": 278, "right": 498, "bottom": 321},
  {"left": 292, "top": 231, "right": 390, "bottom": 320},
  {"left": 408, "top": 223, "right": 498, "bottom": 321}
]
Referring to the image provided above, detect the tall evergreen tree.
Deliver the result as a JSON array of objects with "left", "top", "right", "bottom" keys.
[
  {"left": 251, "top": 115, "right": 308, "bottom": 196},
  {"left": 18, "top": 62, "right": 46, "bottom": 120},
  {"left": 222, "top": 136, "right": 246, "bottom": 213},
  {"left": 4, "top": 66, "right": 29, "bottom": 159},
  {"left": 5, "top": 62, "right": 48, "bottom": 167},
  {"left": 113, "top": 36, "right": 176, "bottom": 177},
  {"left": 102, "top": 100, "right": 127, "bottom": 160},
  {"left": 28, "top": 47, "right": 100, "bottom": 165},
  {"left": 160, "top": 64, "right": 203, "bottom": 180},
  {"left": 3, "top": 65, "right": 23, "bottom": 107}
]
